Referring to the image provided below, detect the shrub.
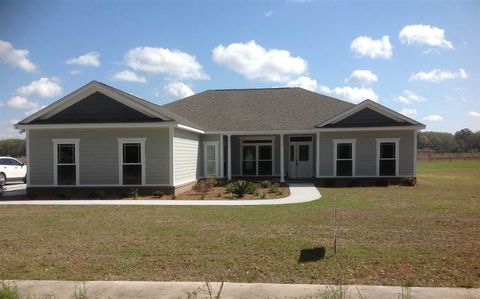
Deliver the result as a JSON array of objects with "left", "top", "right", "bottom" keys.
[
  {"left": 246, "top": 182, "right": 260, "bottom": 194},
  {"left": 260, "top": 192, "right": 267, "bottom": 199},
  {"left": 260, "top": 180, "right": 271, "bottom": 188},
  {"left": 401, "top": 177, "right": 417, "bottom": 187},
  {"left": 171, "top": 194, "right": 176, "bottom": 200},
  {"left": 193, "top": 179, "right": 216, "bottom": 199},
  {"left": 153, "top": 191, "right": 164, "bottom": 198},
  {"left": 128, "top": 188, "right": 139, "bottom": 200},
  {"left": 269, "top": 182, "right": 280, "bottom": 193},
  {"left": 226, "top": 180, "right": 251, "bottom": 198}
]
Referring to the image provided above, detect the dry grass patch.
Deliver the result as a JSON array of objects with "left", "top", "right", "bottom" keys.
[{"left": 0, "top": 161, "right": 478, "bottom": 287}]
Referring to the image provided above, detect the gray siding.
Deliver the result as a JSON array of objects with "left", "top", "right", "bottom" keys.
[
  {"left": 319, "top": 130, "right": 415, "bottom": 176},
  {"left": 173, "top": 129, "right": 200, "bottom": 184},
  {"left": 29, "top": 128, "right": 170, "bottom": 186}
]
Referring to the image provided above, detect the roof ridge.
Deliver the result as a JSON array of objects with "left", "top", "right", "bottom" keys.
[{"left": 210, "top": 87, "right": 300, "bottom": 91}]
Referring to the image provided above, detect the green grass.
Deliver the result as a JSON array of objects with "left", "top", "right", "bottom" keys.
[{"left": 0, "top": 160, "right": 479, "bottom": 287}]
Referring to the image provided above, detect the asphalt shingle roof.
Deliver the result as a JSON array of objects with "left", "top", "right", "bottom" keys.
[{"left": 162, "top": 88, "right": 355, "bottom": 131}]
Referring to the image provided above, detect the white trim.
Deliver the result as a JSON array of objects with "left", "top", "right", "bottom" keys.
[
  {"left": 288, "top": 135, "right": 314, "bottom": 179},
  {"left": 117, "top": 138, "right": 146, "bottom": 186},
  {"left": 16, "top": 122, "right": 176, "bottom": 130},
  {"left": 177, "top": 123, "right": 205, "bottom": 134},
  {"left": 333, "top": 139, "right": 356, "bottom": 177},
  {"left": 219, "top": 134, "right": 224, "bottom": 177},
  {"left": 52, "top": 138, "right": 80, "bottom": 186},
  {"left": 413, "top": 130, "right": 417, "bottom": 177},
  {"left": 21, "top": 81, "right": 171, "bottom": 124},
  {"left": 29, "top": 184, "right": 171, "bottom": 187},
  {"left": 316, "top": 99, "right": 423, "bottom": 127},
  {"left": 204, "top": 141, "right": 219, "bottom": 178},
  {"left": 26, "top": 129, "right": 30, "bottom": 186},
  {"left": 227, "top": 134, "right": 232, "bottom": 180},
  {"left": 169, "top": 127, "right": 174, "bottom": 186},
  {"left": 376, "top": 138, "right": 400, "bottom": 177},
  {"left": 316, "top": 132, "right": 320, "bottom": 178},
  {"left": 280, "top": 134, "right": 284, "bottom": 182},
  {"left": 174, "top": 178, "right": 198, "bottom": 187},
  {"left": 240, "top": 136, "right": 275, "bottom": 176}
]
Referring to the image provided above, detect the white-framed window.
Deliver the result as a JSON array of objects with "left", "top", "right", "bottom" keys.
[
  {"left": 376, "top": 138, "right": 400, "bottom": 176},
  {"left": 333, "top": 139, "right": 356, "bottom": 177},
  {"left": 240, "top": 137, "right": 274, "bottom": 176},
  {"left": 204, "top": 141, "right": 219, "bottom": 178},
  {"left": 52, "top": 139, "right": 80, "bottom": 186},
  {"left": 118, "top": 138, "right": 146, "bottom": 185}
]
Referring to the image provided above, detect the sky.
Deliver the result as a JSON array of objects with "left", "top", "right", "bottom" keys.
[{"left": 0, "top": 0, "right": 479, "bottom": 139}]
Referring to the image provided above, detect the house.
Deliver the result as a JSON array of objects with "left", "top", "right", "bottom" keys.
[{"left": 15, "top": 81, "right": 425, "bottom": 195}]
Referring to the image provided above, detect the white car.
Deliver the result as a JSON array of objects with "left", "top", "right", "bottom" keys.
[{"left": 0, "top": 157, "right": 27, "bottom": 186}]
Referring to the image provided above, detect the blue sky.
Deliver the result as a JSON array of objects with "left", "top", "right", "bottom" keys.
[{"left": 0, "top": 0, "right": 479, "bottom": 138}]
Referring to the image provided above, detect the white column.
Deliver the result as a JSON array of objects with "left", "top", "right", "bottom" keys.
[
  {"left": 280, "top": 134, "right": 285, "bottom": 182},
  {"left": 227, "top": 134, "right": 232, "bottom": 180},
  {"left": 219, "top": 134, "right": 224, "bottom": 177},
  {"left": 316, "top": 131, "right": 320, "bottom": 177}
]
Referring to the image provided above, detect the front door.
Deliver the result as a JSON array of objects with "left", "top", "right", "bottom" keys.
[{"left": 289, "top": 141, "right": 313, "bottom": 178}]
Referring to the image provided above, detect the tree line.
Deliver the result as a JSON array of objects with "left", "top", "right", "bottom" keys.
[
  {"left": 418, "top": 128, "right": 480, "bottom": 153},
  {"left": 0, "top": 128, "right": 479, "bottom": 157}
]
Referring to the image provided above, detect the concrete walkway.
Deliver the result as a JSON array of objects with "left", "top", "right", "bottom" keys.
[
  {"left": 4, "top": 280, "right": 478, "bottom": 299},
  {"left": 0, "top": 183, "right": 320, "bottom": 206}
]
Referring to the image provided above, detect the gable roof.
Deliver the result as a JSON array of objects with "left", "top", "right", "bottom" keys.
[
  {"left": 18, "top": 81, "right": 203, "bottom": 130},
  {"left": 316, "top": 99, "right": 424, "bottom": 128},
  {"left": 162, "top": 88, "right": 355, "bottom": 131}
]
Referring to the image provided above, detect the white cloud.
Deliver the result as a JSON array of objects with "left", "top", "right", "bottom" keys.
[
  {"left": 212, "top": 40, "right": 308, "bottom": 83},
  {"left": 17, "top": 77, "right": 63, "bottom": 98},
  {"left": 112, "top": 70, "right": 147, "bottom": 83},
  {"left": 0, "top": 119, "right": 22, "bottom": 139},
  {"left": 345, "top": 69, "right": 378, "bottom": 86},
  {"left": 124, "top": 46, "right": 209, "bottom": 80},
  {"left": 66, "top": 52, "right": 100, "bottom": 67},
  {"left": 400, "top": 108, "right": 417, "bottom": 118},
  {"left": 0, "top": 40, "right": 37, "bottom": 72},
  {"left": 394, "top": 90, "right": 426, "bottom": 104},
  {"left": 69, "top": 70, "right": 82, "bottom": 75},
  {"left": 286, "top": 76, "right": 317, "bottom": 91},
  {"left": 423, "top": 115, "right": 443, "bottom": 122},
  {"left": 350, "top": 35, "right": 393, "bottom": 59},
  {"left": 410, "top": 68, "right": 468, "bottom": 83},
  {"left": 467, "top": 111, "right": 480, "bottom": 118},
  {"left": 319, "top": 85, "right": 378, "bottom": 104},
  {"left": 264, "top": 10, "right": 274, "bottom": 17},
  {"left": 399, "top": 24, "right": 453, "bottom": 49},
  {"left": 163, "top": 82, "right": 194, "bottom": 99},
  {"left": 6, "top": 96, "right": 39, "bottom": 110}
]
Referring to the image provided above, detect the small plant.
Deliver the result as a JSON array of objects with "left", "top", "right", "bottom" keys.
[
  {"left": 401, "top": 177, "right": 417, "bottom": 186},
  {"left": 216, "top": 192, "right": 222, "bottom": 198},
  {"left": 246, "top": 181, "right": 260, "bottom": 194},
  {"left": 73, "top": 282, "right": 88, "bottom": 299},
  {"left": 320, "top": 285, "right": 348, "bottom": 299},
  {"left": 172, "top": 194, "right": 176, "bottom": 200},
  {"left": 153, "top": 191, "right": 164, "bottom": 198},
  {"left": 193, "top": 179, "right": 216, "bottom": 199},
  {"left": 225, "top": 180, "right": 258, "bottom": 198},
  {"left": 0, "top": 281, "right": 20, "bottom": 299},
  {"left": 276, "top": 190, "right": 283, "bottom": 196},
  {"left": 260, "top": 191, "right": 267, "bottom": 199},
  {"left": 128, "top": 188, "right": 139, "bottom": 200},
  {"left": 398, "top": 285, "right": 412, "bottom": 299},
  {"left": 260, "top": 180, "right": 271, "bottom": 188},
  {"left": 268, "top": 182, "right": 280, "bottom": 193}
]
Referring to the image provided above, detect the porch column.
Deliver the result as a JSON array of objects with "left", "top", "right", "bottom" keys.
[
  {"left": 280, "top": 133, "right": 285, "bottom": 182},
  {"left": 316, "top": 131, "right": 320, "bottom": 177},
  {"left": 227, "top": 134, "right": 232, "bottom": 180},
  {"left": 220, "top": 134, "right": 224, "bottom": 177}
]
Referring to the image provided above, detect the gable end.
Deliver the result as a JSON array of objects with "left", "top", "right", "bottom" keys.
[
  {"left": 30, "top": 92, "right": 164, "bottom": 124},
  {"left": 324, "top": 108, "right": 410, "bottom": 128}
]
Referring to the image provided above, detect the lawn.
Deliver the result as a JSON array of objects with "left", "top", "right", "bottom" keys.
[{"left": 0, "top": 160, "right": 478, "bottom": 287}]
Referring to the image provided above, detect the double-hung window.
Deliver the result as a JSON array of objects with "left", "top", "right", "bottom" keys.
[
  {"left": 118, "top": 138, "right": 146, "bottom": 185},
  {"left": 53, "top": 139, "right": 79, "bottom": 185},
  {"left": 377, "top": 138, "right": 399, "bottom": 176},
  {"left": 240, "top": 138, "right": 274, "bottom": 176},
  {"left": 333, "top": 139, "right": 356, "bottom": 176}
]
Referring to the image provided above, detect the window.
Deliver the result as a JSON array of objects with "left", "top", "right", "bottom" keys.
[
  {"left": 333, "top": 139, "right": 356, "bottom": 177},
  {"left": 204, "top": 142, "right": 219, "bottom": 177},
  {"left": 240, "top": 138, "right": 274, "bottom": 176},
  {"left": 8, "top": 159, "right": 23, "bottom": 166},
  {"left": 118, "top": 138, "right": 146, "bottom": 185},
  {"left": 53, "top": 139, "right": 79, "bottom": 186},
  {"left": 377, "top": 138, "right": 399, "bottom": 176}
]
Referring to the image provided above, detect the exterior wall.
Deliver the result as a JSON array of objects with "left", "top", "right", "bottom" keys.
[
  {"left": 173, "top": 128, "right": 200, "bottom": 185},
  {"left": 318, "top": 130, "right": 415, "bottom": 177},
  {"left": 28, "top": 128, "right": 170, "bottom": 186}
]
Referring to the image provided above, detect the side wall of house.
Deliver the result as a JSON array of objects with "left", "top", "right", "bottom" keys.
[
  {"left": 318, "top": 129, "right": 415, "bottom": 177},
  {"left": 173, "top": 128, "right": 200, "bottom": 185},
  {"left": 28, "top": 127, "right": 170, "bottom": 186}
]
